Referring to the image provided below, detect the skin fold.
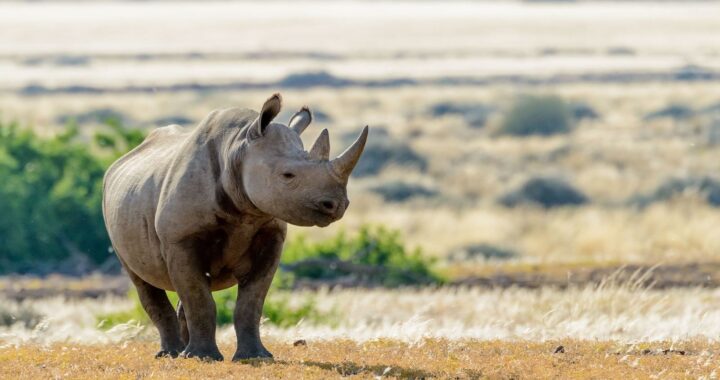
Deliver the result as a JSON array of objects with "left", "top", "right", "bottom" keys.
[{"left": 102, "top": 94, "right": 368, "bottom": 361}]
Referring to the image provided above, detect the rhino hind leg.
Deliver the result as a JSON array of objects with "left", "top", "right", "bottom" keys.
[
  {"left": 232, "top": 227, "right": 284, "bottom": 362},
  {"left": 125, "top": 268, "right": 185, "bottom": 358}
]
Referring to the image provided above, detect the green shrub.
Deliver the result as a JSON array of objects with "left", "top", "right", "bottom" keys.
[
  {"left": 499, "top": 95, "right": 573, "bottom": 136},
  {"left": 0, "top": 120, "right": 145, "bottom": 274},
  {"left": 263, "top": 294, "right": 336, "bottom": 328},
  {"left": 281, "top": 226, "right": 442, "bottom": 287}
]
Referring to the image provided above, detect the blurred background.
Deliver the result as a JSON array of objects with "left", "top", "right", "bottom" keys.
[{"left": 2, "top": 0, "right": 720, "bottom": 343}]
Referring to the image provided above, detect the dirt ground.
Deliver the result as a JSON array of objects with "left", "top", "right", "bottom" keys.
[{"left": 1, "top": 339, "right": 716, "bottom": 379}]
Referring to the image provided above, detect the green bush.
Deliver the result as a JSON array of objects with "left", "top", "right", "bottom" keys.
[
  {"left": 499, "top": 95, "right": 573, "bottom": 136},
  {"left": 0, "top": 120, "right": 144, "bottom": 274},
  {"left": 281, "top": 226, "right": 442, "bottom": 287}
]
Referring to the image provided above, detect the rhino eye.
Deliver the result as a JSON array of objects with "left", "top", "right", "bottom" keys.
[{"left": 282, "top": 172, "right": 296, "bottom": 179}]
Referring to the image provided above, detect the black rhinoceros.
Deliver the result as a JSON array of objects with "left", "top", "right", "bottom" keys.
[{"left": 102, "top": 94, "right": 368, "bottom": 361}]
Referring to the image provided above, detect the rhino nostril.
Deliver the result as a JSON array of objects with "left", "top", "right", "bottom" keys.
[{"left": 319, "top": 200, "right": 337, "bottom": 213}]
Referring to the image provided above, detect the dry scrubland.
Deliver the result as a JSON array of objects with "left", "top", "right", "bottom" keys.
[
  {"left": 4, "top": 83, "right": 720, "bottom": 265},
  {"left": 2, "top": 1, "right": 720, "bottom": 378},
  {"left": 1, "top": 1, "right": 719, "bottom": 265},
  {"left": 3, "top": 340, "right": 719, "bottom": 379}
]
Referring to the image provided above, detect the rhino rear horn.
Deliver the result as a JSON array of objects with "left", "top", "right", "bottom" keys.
[
  {"left": 331, "top": 126, "right": 368, "bottom": 181},
  {"left": 249, "top": 93, "right": 282, "bottom": 140},
  {"left": 309, "top": 128, "right": 330, "bottom": 161},
  {"left": 289, "top": 107, "right": 312, "bottom": 135}
]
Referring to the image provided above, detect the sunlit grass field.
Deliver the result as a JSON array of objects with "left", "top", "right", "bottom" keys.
[
  {"left": 4, "top": 280, "right": 720, "bottom": 378},
  {"left": 2, "top": 339, "right": 718, "bottom": 379}
]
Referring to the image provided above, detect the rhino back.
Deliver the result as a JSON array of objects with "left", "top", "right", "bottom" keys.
[{"left": 103, "top": 124, "right": 190, "bottom": 219}]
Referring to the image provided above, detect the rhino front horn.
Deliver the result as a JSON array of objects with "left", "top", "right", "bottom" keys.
[{"left": 331, "top": 126, "right": 368, "bottom": 181}]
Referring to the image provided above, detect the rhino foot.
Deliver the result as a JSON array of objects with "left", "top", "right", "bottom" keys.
[
  {"left": 232, "top": 347, "right": 273, "bottom": 362},
  {"left": 180, "top": 346, "right": 224, "bottom": 362},
  {"left": 155, "top": 349, "right": 181, "bottom": 359}
]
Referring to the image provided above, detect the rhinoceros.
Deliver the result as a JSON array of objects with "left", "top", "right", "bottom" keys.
[{"left": 102, "top": 94, "right": 368, "bottom": 361}]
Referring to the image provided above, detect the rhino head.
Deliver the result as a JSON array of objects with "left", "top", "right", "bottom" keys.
[{"left": 239, "top": 94, "right": 368, "bottom": 227}]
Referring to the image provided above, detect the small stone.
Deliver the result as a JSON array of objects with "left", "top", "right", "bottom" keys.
[
  {"left": 554, "top": 345, "right": 565, "bottom": 354},
  {"left": 293, "top": 339, "right": 307, "bottom": 347}
]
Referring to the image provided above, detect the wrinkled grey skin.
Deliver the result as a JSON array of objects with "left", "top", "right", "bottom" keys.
[{"left": 102, "top": 94, "right": 368, "bottom": 361}]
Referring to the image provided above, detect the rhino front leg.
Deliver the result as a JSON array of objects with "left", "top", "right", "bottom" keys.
[
  {"left": 232, "top": 227, "right": 285, "bottom": 361},
  {"left": 125, "top": 268, "right": 185, "bottom": 358},
  {"left": 167, "top": 244, "right": 223, "bottom": 361},
  {"left": 177, "top": 300, "right": 189, "bottom": 347}
]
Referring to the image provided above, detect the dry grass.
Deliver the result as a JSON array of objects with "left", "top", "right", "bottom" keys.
[
  {"left": 5, "top": 282, "right": 720, "bottom": 344},
  {"left": 333, "top": 201, "right": 720, "bottom": 263},
  {"left": 1, "top": 339, "right": 718, "bottom": 379}
]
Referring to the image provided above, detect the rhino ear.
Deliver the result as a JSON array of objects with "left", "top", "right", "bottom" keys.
[
  {"left": 249, "top": 93, "right": 282, "bottom": 140},
  {"left": 289, "top": 106, "right": 312, "bottom": 135}
]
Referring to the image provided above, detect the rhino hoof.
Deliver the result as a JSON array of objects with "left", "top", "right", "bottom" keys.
[
  {"left": 155, "top": 349, "right": 181, "bottom": 359},
  {"left": 232, "top": 348, "right": 274, "bottom": 362},
  {"left": 181, "top": 347, "right": 224, "bottom": 362}
]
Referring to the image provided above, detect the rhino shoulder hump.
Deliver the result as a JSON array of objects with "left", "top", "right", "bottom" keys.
[{"left": 146, "top": 124, "right": 186, "bottom": 140}]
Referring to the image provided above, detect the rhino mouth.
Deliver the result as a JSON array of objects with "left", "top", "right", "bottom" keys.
[
  {"left": 311, "top": 210, "right": 340, "bottom": 227},
  {"left": 286, "top": 199, "right": 345, "bottom": 227},
  {"left": 294, "top": 208, "right": 341, "bottom": 227}
]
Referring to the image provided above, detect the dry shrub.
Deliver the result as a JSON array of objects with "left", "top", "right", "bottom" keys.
[
  {"left": 499, "top": 95, "right": 573, "bottom": 136},
  {"left": 500, "top": 177, "right": 588, "bottom": 208}
]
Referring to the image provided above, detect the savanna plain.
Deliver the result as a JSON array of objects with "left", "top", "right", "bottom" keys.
[{"left": 2, "top": 1, "right": 720, "bottom": 378}]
